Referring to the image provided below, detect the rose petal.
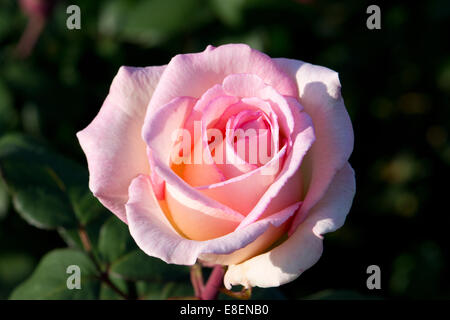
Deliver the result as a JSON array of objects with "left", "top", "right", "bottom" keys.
[
  {"left": 196, "top": 145, "right": 287, "bottom": 215},
  {"left": 224, "top": 162, "right": 355, "bottom": 288},
  {"left": 145, "top": 44, "right": 298, "bottom": 122},
  {"left": 213, "top": 98, "right": 275, "bottom": 134},
  {"left": 144, "top": 95, "right": 248, "bottom": 225},
  {"left": 180, "top": 132, "right": 226, "bottom": 187},
  {"left": 222, "top": 73, "right": 295, "bottom": 138},
  {"left": 223, "top": 112, "right": 259, "bottom": 173},
  {"left": 273, "top": 58, "right": 354, "bottom": 234},
  {"left": 126, "top": 175, "right": 300, "bottom": 265},
  {"left": 214, "top": 99, "right": 279, "bottom": 179},
  {"left": 236, "top": 97, "right": 315, "bottom": 229},
  {"left": 143, "top": 96, "right": 197, "bottom": 166},
  {"left": 181, "top": 95, "right": 236, "bottom": 186},
  {"left": 77, "top": 65, "right": 165, "bottom": 222},
  {"left": 165, "top": 182, "right": 242, "bottom": 240},
  {"left": 198, "top": 213, "right": 291, "bottom": 266}
]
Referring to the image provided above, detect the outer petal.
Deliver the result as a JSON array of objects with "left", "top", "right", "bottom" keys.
[
  {"left": 199, "top": 222, "right": 290, "bottom": 266},
  {"left": 125, "top": 175, "right": 301, "bottom": 265},
  {"left": 272, "top": 58, "right": 354, "bottom": 233},
  {"left": 224, "top": 163, "right": 355, "bottom": 288},
  {"left": 77, "top": 66, "right": 165, "bottom": 222}
]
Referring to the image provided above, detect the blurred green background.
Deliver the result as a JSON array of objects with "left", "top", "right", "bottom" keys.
[{"left": 0, "top": 0, "right": 449, "bottom": 299}]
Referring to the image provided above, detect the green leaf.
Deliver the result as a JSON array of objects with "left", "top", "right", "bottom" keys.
[
  {"left": 389, "top": 241, "right": 444, "bottom": 298},
  {"left": 0, "top": 253, "right": 34, "bottom": 286},
  {"left": 99, "top": 0, "right": 212, "bottom": 47},
  {"left": 12, "top": 183, "right": 77, "bottom": 229},
  {"left": 0, "top": 80, "right": 18, "bottom": 135},
  {"left": 58, "top": 212, "right": 107, "bottom": 250},
  {"left": 98, "top": 216, "right": 135, "bottom": 263},
  {"left": 209, "top": 0, "right": 246, "bottom": 27},
  {"left": 0, "top": 176, "right": 9, "bottom": 220},
  {"left": 57, "top": 213, "right": 109, "bottom": 269},
  {"left": 69, "top": 185, "right": 107, "bottom": 227},
  {"left": 98, "top": 0, "right": 133, "bottom": 37},
  {"left": 109, "top": 250, "right": 190, "bottom": 282},
  {"left": 9, "top": 249, "right": 100, "bottom": 299},
  {"left": 0, "top": 134, "right": 102, "bottom": 229},
  {"left": 0, "top": 252, "right": 35, "bottom": 299},
  {"left": 99, "top": 277, "right": 128, "bottom": 300}
]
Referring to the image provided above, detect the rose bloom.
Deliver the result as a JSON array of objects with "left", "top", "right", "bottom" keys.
[{"left": 77, "top": 44, "right": 355, "bottom": 289}]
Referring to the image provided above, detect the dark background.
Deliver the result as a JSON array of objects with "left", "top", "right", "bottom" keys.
[{"left": 0, "top": 0, "right": 449, "bottom": 299}]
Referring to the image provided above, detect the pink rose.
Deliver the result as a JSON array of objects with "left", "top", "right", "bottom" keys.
[{"left": 77, "top": 44, "right": 355, "bottom": 288}]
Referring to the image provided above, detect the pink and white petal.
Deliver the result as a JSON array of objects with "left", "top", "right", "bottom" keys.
[
  {"left": 181, "top": 95, "right": 240, "bottom": 187},
  {"left": 224, "top": 162, "right": 355, "bottom": 288},
  {"left": 213, "top": 100, "right": 264, "bottom": 134},
  {"left": 240, "top": 97, "right": 277, "bottom": 118},
  {"left": 165, "top": 183, "right": 241, "bottom": 240},
  {"left": 145, "top": 95, "right": 250, "bottom": 225},
  {"left": 228, "top": 109, "right": 273, "bottom": 166},
  {"left": 144, "top": 96, "right": 197, "bottom": 165},
  {"left": 272, "top": 58, "right": 354, "bottom": 233},
  {"left": 240, "top": 97, "right": 279, "bottom": 152},
  {"left": 151, "top": 151, "right": 248, "bottom": 229},
  {"left": 213, "top": 138, "right": 251, "bottom": 179},
  {"left": 222, "top": 73, "right": 267, "bottom": 98},
  {"left": 147, "top": 148, "right": 165, "bottom": 200},
  {"left": 199, "top": 217, "right": 291, "bottom": 266},
  {"left": 196, "top": 145, "right": 287, "bottom": 215},
  {"left": 145, "top": 44, "right": 298, "bottom": 122},
  {"left": 213, "top": 99, "right": 279, "bottom": 179},
  {"left": 126, "top": 175, "right": 300, "bottom": 265},
  {"left": 222, "top": 74, "right": 295, "bottom": 138},
  {"left": 254, "top": 168, "right": 304, "bottom": 222},
  {"left": 247, "top": 99, "right": 308, "bottom": 221},
  {"left": 183, "top": 89, "right": 239, "bottom": 142},
  {"left": 77, "top": 65, "right": 165, "bottom": 222},
  {"left": 181, "top": 127, "right": 226, "bottom": 187},
  {"left": 237, "top": 103, "right": 315, "bottom": 229},
  {"left": 143, "top": 88, "right": 227, "bottom": 187},
  {"left": 223, "top": 115, "right": 258, "bottom": 174}
]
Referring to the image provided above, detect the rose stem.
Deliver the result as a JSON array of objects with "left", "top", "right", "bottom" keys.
[
  {"left": 200, "top": 265, "right": 225, "bottom": 300},
  {"left": 15, "top": 16, "right": 46, "bottom": 58},
  {"left": 78, "top": 226, "right": 130, "bottom": 300},
  {"left": 190, "top": 263, "right": 204, "bottom": 298}
]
